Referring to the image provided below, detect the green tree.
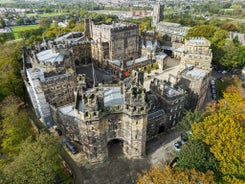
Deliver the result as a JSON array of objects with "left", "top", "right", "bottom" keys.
[
  {"left": 0, "top": 42, "right": 23, "bottom": 101},
  {"left": 220, "top": 40, "right": 239, "bottom": 69},
  {"left": 3, "top": 133, "right": 61, "bottom": 184},
  {"left": 0, "top": 96, "right": 32, "bottom": 155},
  {"left": 176, "top": 139, "right": 217, "bottom": 172},
  {"left": 67, "top": 18, "right": 76, "bottom": 29},
  {"left": 72, "top": 22, "right": 85, "bottom": 32},
  {"left": 146, "top": 64, "right": 151, "bottom": 74},
  {"left": 186, "top": 25, "right": 218, "bottom": 40},
  {"left": 39, "top": 17, "right": 51, "bottom": 30},
  {"left": 176, "top": 109, "right": 203, "bottom": 131}
]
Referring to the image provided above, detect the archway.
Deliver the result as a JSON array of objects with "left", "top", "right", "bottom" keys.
[
  {"left": 107, "top": 139, "right": 124, "bottom": 159},
  {"left": 75, "top": 60, "right": 79, "bottom": 66}
]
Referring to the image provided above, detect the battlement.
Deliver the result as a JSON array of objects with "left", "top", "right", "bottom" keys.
[
  {"left": 150, "top": 78, "right": 184, "bottom": 99},
  {"left": 93, "top": 22, "right": 138, "bottom": 33},
  {"left": 185, "top": 37, "right": 211, "bottom": 47}
]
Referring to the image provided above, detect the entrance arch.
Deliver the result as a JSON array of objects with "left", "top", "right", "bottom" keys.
[
  {"left": 107, "top": 139, "right": 124, "bottom": 159},
  {"left": 75, "top": 60, "right": 79, "bottom": 66}
]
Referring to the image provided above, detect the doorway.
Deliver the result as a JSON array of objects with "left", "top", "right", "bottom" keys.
[{"left": 107, "top": 139, "right": 123, "bottom": 159}]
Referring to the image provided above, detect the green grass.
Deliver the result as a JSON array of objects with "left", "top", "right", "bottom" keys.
[
  {"left": 11, "top": 25, "right": 40, "bottom": 39},
  {"left": 26, "top": 12, "right": 69, "bottom": 17},
  {"left": 39, "top": 12, "right": 69, "bottom": 17}
]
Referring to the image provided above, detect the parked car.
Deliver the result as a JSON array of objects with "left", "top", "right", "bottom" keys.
[
  {"left": 210, "top": 79, "right": 215, "bottom": 85},
  {"left": 181, "top": 133, "right": 188, "bottom": 144},
  {"left": 212, "top": 93, "right": 217, "bottom": 100},
  {"left": 65, "top": 141, "right": 78, "bottom": 154},
  {"left": 173, "top": 141, "right": 182, "bottom": 152},
  {"left": 211, "top": 88, "right": 216, "bottom": 94},
  {"left": 55, "top": 128, "right": 62, "bottom": 136},
  {"left": 222, "top": 70, "right": 227, "bottom": 74},
  {"left": 211, "top": 84, "right": 216, "bottom": 89}
]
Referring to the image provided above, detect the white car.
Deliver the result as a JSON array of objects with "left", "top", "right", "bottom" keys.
[{"left": 173, "top": 141, "right": 182, "bottom": 152}]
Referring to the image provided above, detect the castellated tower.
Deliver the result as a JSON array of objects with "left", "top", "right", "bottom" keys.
[
  {"left": 74, "top": 71, "right": 148, "bottom": 163},
  {"left": 122, "top": 71, "right": 148, "bottom": 158},
  {"left": 152, "top": 3, "right": 164, "bottom": 28}
]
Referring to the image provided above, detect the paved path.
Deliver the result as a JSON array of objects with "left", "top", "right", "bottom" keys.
[{"left": 69, "top": 129, "right": 182, "bottom": 184}]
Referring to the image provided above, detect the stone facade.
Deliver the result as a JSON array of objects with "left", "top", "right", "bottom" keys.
[
  {"left": 179, "top": 37, "right": 212, "bottom": 71},
  {"left": 177, "top": 37, "right": 212, "bottom": 109},
  {"left": 74, "top": 71, "right": 148, "bottom": 163},
  {"left": 150, "top": 78, "right": 186, "bottom": 127},
  {"left": 152, "top": 3, "right": 164, "bottom": 28},
  {"left": 152, "top": 4, "right": 188, "bottom": 48},
  {"left": 22, "top": 15, "right": 213, "bottom": 164},
  {"left": 156, "top": 21, "right": 189, "bottom": 47}
]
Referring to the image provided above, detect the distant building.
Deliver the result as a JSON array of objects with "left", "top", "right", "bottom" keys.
[
  {"left": 230, "top": 32, "right": 245, "bottom": 45},
  {"left": 152, "top": 3, "right": 189, "bottom": 48},
  {"left": 152, "top": 3, "right": 164, "bottom": 28}
]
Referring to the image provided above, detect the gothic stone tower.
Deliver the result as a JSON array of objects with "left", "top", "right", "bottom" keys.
[
  {"left": 152, "top": 3, "right": 164, "bottom": 28},
  {"left": 74, "top": 71, "right": 147, "bottom": 163}
]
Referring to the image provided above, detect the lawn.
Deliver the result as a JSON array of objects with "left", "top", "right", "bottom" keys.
[
  {"left": 39, "top": 12, "right": 69, "bottom": 17},
  {"left": 26, "top": 12, "right": 69, "bottom": 17},
  {"left": 11, "top": 25, "right": 40, "bottom": 39}
]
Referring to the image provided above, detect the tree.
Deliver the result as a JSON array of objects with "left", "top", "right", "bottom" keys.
[
  {"left": 67, "top": 18, "right": 75, "bottom": 29},
  {"left": 39, "top": 18, "right": 51, "bottom": 30},
  {"left": 193, "top": 113, "right": 245, "bottom": 182},
  {"left": 220, "top": 40, "right": 239, "bottom": 69},
  {"left": 0, "top": 42, "right": 24, "bottom": 101},
  {"left": 221, "top": 23, "right": 238, "bottom": 32},
  {"left": 146, "top": 65, "right": 151, "bottom": 74},
  {"left": 176, "top": 109, "right": 203, "bottom": 131},
  {"left": 176, "top": 139, "right": 217, "bottom": 172},
  {"left": 137, "top": 165, "right": 215, "bottom": 184},
  {"left": 186, "top": 25, "right": 218, "bottom": 40},
  {"left": 72, "top": 22, "right": 85, "bottom": 32},
  {"left": 2, "top": 133, "right": 61, "bottom": 184},
  {"left": 0, "top": 96, "right": 32, "bottom": 155},
  {"left": 192, "top": 83, "right": 245, "bottom": 182}
]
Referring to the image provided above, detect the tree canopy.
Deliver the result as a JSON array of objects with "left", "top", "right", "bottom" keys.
[
  {"left": 192, "top": 80, "right": 245, "bottom": 182},
  {"left": 0, "top": 42, "right": 24, "bottom": 101},
  {"left": 2, "top": 133, "right": 61, "bottom": 184},
  {"left": 0, "top": 96, "right": 32, "bottom": 156},
  {"left": 137, "top": 165, "right": 215, "bottom": 184}
]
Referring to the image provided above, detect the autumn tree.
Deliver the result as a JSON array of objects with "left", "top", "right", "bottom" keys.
[
  {"left": 192, "top": 81, "right": 245, "bottom": 182},
  {"left": 2, "top": 133, "right": 61, "bottom": 184},
  {"left": 137, "top": 165, "right": 215, "bottom": 184}
]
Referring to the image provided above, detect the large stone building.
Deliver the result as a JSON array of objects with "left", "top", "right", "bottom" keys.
[
  {"left": 153, "top": 3, "right": 189, "bottom": 48},
  {"left": 22, "top": 10, "right": 213, "bottom": 163},
  {"left": 152, "top": 3, "right": 164, "bottom": 28},
  {"left": 177, "top": 37, "right": 212, "bottom": 109}
]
